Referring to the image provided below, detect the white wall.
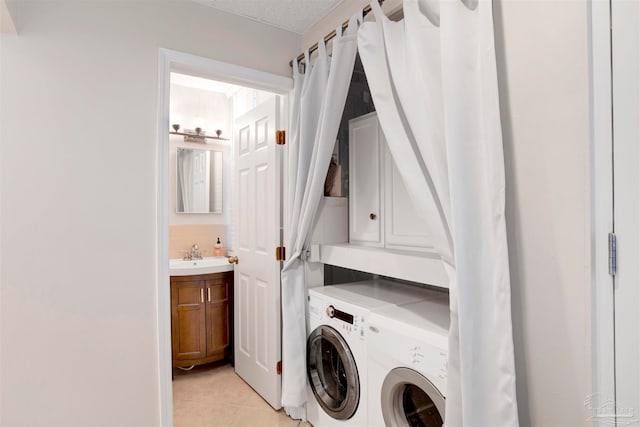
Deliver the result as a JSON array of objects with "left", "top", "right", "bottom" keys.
[
  {"left": 0, "top": 1, "right": 299, "bottom": 425},
  {"left": 306, "top": 1, "right": 592, "bottom": 425},
  {"left": 231, "top": 86, "right": 276, "bottom": 119},
  {"left": 169, "top": 84, "right": 231, "bottom": 226},
  {"left": 494, "top": 2, "right": 591, "bottom": 425}
]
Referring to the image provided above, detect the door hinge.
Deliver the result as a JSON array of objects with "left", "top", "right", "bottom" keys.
[
  {"left": 276, "top": 130, "right": 286, "bottom": 145},
  {"left": 275, "top": 246, "right": 286, "bottom": 261},
  {"left": 276, "top": 361, "right": 282, "bottom": 375},
  {"left": 608, "top": 232, "right": 617, "bottom": 276}
]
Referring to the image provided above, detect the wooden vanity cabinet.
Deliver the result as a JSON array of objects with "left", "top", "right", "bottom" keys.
[{"left": 170, "top": 272, "right": 233, "bottom": 367}]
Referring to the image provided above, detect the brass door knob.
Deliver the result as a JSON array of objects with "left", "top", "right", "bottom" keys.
[
  {"left": 227, "top": 256, "right": 239, "bottom": 264},
  {"left": 369, "top": 213, "right": 377, "bottom": 220}
]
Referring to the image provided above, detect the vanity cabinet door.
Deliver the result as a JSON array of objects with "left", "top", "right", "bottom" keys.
[
  {"left": 349, "top": 112, "right": 383, "bottom": 246},
  {"left": 205, "top": 276, "right": 230, "bottom": 359},
  {"left": 171, "top": 279, "right": 206, "bottom": 362},
  {"left": 171, "top": 272, "right": 234, "bottom": 367}
]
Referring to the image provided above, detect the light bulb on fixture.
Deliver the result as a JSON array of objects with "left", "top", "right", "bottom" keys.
[
  {"left": 193, "top": 116, "right": 205, "bottom": 129},
  {"left": 169, "top": 116, "right": 228, "bottom": 142}
]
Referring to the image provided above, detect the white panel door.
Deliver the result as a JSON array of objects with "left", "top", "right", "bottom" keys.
[
  {"left": 349, "top": 112, "right": 382, "bottom": 246},
  {"left": 233, "top": 96, "right": 282, "bottom": 410},
  {"left": 383, "top": 136, "right": 432, "bottom": 252},
  {"left": 613, "top": 0, "right": 640, "bottom": 421}
]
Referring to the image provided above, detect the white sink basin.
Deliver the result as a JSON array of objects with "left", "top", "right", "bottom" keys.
[{"left": 169, "top": 257, "right": 233, "bottom": 276}]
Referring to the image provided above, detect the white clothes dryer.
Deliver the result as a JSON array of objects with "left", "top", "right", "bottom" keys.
[
  {"left": 367, "top": 292, "right": 450, "bottom": 427},
  {"left": 306, "top": 280, "right": 436, "bottom": 427}
]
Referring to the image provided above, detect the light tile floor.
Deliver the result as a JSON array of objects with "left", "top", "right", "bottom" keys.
[{"left": 173, "top": 363, "right": 313, "bottom": 427}]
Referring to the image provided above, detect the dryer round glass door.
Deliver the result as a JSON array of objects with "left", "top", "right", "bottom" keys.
[
  {"left": 307, "top": 325, "right": 360, "bottom": 420},
  {"left": 381, "top": 367, "right": 445, "bottom": 427}
]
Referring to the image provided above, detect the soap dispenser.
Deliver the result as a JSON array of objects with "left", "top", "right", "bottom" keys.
[{"left": 214, "top": 237, "right": 223, "bottom": 257}]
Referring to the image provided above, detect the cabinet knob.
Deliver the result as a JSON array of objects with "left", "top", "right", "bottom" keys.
[
  {"left": 227, "top": 256, "right": 239, "bottom": 264},
  {"left": 369, "top": 213, "right": 377, "bottom": 220}
]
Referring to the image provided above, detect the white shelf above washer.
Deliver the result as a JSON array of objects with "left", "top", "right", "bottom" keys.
[{"left": 319, "top": 243, "right": 449, "bottom": 288}]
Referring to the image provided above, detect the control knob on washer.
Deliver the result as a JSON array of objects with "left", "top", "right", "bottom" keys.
[{"left": 326, "top": 305, "right": 335, "bottom": 318}]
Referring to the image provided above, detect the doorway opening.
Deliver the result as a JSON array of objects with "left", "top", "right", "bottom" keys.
[{"left": 156, "top": 49, "right": 291, "bottom": 426}]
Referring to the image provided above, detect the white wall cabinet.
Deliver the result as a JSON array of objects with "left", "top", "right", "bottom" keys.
[
  {"left": 349, "top": 113, "right": 383, "bottom": 246},
  {"left": 311, "top": 112, "right": 446, "bottom": 288},
  {"left": 349, "top": 112, "right": 432, "bottom": 253}
]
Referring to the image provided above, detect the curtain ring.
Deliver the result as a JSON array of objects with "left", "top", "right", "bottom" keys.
[
  {"left": 347, "top": 14, "right": 359, "bottom": 32},
  {"left": 370, "top": 0, "right": 384, "bottom": 19},
  {"left": 293, "top": 58, "right": 300, "bottom": 77},
  {"left": 317, "top": 38, "right": 327, "bottom": 58},
  {"left": 411, "top": 0, "right": 440, "bottom": 27},
  {"left": 461, "top": 0, "right": 479, "bottom": 11},
  {"left": 304, "top": 50, "right": 311, "bottom": 67}
]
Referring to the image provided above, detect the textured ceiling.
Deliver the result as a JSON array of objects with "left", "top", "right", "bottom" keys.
[{"left": 194, "top": 0, "right": 345, "bottom": 34}]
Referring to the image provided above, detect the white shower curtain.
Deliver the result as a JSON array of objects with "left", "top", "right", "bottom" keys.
[
  {"left": 178, "top": 149, "right": 210, "bottom": 212},
  {"left": 177, "top": 149, "right": 194, "bottom": 211},
  {"left": 281, "top": 15, "right": 361, "bottom": 419},
  {"left": 358, "top": 0, "right": 519, "bottom": 425},
  {"left": 191, "top": 150, "right": 209, "bottom": 212}
]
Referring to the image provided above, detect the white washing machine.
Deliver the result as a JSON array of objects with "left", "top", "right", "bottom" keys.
[
  {"left": 367, "top": 291, "right": 450, "bottom": 427},
  {"left": 306, "top": 280, "right": 436, "bottom": 427}
]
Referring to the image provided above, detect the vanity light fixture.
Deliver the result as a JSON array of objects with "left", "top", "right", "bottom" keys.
[{"left": 170, "top": 124, "right": 229, "bottom": 142}]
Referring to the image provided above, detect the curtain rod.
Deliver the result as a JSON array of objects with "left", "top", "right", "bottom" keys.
[{"left": 289, "top": 0, "right": 385, "bottom": 68}]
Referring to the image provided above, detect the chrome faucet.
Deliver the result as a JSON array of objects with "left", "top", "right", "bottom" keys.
[{"left": 183, "top": 243, "right": 203, "bottom": 261}]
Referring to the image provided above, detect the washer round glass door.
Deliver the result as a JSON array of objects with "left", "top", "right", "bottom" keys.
[
  {"left": 307, "top": 325, "right": 360, "bottom": 420},
  {"left": 381, "top": 367, "right": 445, "bottom": 427}
]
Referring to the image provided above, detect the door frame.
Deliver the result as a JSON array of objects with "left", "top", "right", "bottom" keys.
[
  {"left": 155, "top": 48, "right": 292, "bottom": 426},
  {"left": 589, "top": 1, "right": 615, "bottom": 425}
]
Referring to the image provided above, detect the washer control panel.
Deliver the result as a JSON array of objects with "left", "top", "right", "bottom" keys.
[
  {"left": 324, "top": 304, "right": 365, "bottom": 339},
  {"left": 308, "top": 291, "right": 368, "bottom": 340},
  {"left": 368, "top": 322, "right": 448, "bottom": 382},
  {"left": 408, "top": 343, "right": 448, "bottom": 380}
]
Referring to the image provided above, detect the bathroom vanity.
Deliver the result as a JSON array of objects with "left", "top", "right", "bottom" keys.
[{"left": 170, "top": 271, "right": 233, "bottom": 367}]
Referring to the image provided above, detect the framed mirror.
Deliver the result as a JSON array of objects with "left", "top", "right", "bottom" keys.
[{"left": 176, "top": 147, "right": 223, "bottom": 214}]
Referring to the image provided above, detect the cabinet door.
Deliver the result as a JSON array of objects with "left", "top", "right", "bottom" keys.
[
  {"left": 383, "top": 139, "right": 433, "bottom": 252},
  {"left": 171, "top": 280, "right": 206, "bottom": 362},
  {"left": 205, "top": 277, "right": 229, "bottom": 358},
  {"left": 349, "top": 113, "right": 383, "bottom": 246}
]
